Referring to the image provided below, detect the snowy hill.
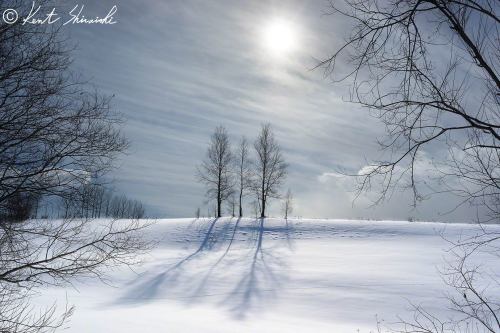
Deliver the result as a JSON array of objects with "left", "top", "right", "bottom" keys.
[{"left": 37, "top": 218, "right": 499, "bottom": 332}]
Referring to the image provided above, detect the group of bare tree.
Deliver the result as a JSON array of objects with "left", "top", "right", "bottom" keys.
[
  {"left": 322, "top": 1, "right": 499, "bottom": 332},
  {"left": 197, "top": 124, "right": 289, "bottom": 219},
  {"left": 0, "top": 1, "right": 150, "bottom": 332},
  {"left": 0, "top": 184, "right": 146, "bottom": 222},
  {"left": 60, "top": 184, "right": 145, "bottom": 220}
]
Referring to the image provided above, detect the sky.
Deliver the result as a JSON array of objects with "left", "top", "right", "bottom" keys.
[{"left": 57, "top": 0, "right": 479, "bottom": 221}]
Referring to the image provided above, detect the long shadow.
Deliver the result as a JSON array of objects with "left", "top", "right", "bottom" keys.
[
  {"left": 284, "top": 218, "right": 294, "bottom": 249},
  {"left": 114, "top": 217, "right": 293, "bottom": 315},
  {"left": 188, "top": 217, "right": 243, "bottom": 298},
  {"left": 224, "top": 218, "right": 290, "bottom": 319},
  {"left": 117, "top": 217, "right": 220, "bottom": 303}
]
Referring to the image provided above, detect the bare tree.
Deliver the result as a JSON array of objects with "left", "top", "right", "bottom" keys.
[
  {"left": 320, "top": 1, "right": 499, "bottom": 332},
  {"left": 197, "top": 126, "right": 233, "bottom": 218},
  {"left": 319, "top": 0, "right": 499, "bottom": 220},
  {"left": 108, "top": 194, "right": 146, "bottom": 219},
  {"left": 235, "top": 137, "right": 252, "bottom": 217},
  {"left": 253, "top": 124, "right": 288, "bottom": 218},
  {"left": 282, "top": 189, "right": 293, "bottom": 220},
  {"left": 0, "top": 25, "right": 128, "bottom": 213},
  {"left": 195, "top": 207, "right": 201, "bottom": 219},
  {"left": 0, "top": 2, "right": 149, "bottom": 331},
  {"left": 129, "top": 199, "right": 146, "bottom": 219}
]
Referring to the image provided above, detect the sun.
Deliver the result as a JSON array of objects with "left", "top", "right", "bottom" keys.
[{"left": 262, "top": 18, "right": 297, "bottom": 56}]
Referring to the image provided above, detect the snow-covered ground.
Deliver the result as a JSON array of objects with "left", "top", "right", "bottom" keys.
[{"left": 37, "top": 218, "right": 499, "bottom": 332}]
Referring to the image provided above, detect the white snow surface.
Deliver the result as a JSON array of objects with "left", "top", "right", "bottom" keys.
[{"left": 36, "top": 218, "right": 499, "bottom": 332}]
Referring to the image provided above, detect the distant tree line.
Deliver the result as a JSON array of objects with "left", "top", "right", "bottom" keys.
[
  {"left": 197, "top": 123, "right": 291, "bottom": 218},
  {"left": 0, "top": 185, "right": 146, "bottom": 222},
  {"left": 60, "top": 184, "right": 146, "bottom": 219}
]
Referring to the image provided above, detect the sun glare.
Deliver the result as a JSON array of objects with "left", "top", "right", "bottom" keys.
[{"left": 262, "top": 18, "right": 297, "bottom": 56}]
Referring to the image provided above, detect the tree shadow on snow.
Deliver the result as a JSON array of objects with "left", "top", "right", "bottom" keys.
[
  {"left": 115, "top": 217, "right": 222, "bottom": 303},
  {"left": 222, "top": 218, "right": 290, "bottom": 319},
  {"left": 114, "top": 217, "right": 293, "bottom": 319},
  {"left": 188, "top": 217, "right": 243, "bottom": 297}
]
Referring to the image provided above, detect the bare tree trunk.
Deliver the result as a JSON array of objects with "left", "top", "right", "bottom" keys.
[
  {"left": 239, "top": 191, "right": 243, "bottom": 217},
  {"left": 261, "top": 164, "right": 266, "bottom": 218},
  {"left": 217, "top": 197, "right": 221, "bottom": 218},
  {"left": 260, "top": 199, "right": 266, "bottom": 218},
  {"left": 217, "top": 168, "right": 222, "bottom": 218},
  {"left": 235, "top": 137, "right": 250, "bottom": 218}
]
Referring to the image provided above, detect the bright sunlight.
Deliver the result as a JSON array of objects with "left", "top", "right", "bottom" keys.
[{"left": 262, "top": 18, "right": 297, "bottom": 57}]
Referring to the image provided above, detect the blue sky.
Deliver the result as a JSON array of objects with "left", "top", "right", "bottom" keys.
[{"left": 62, "top": 0, "right": 479, "bottom": 221}]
